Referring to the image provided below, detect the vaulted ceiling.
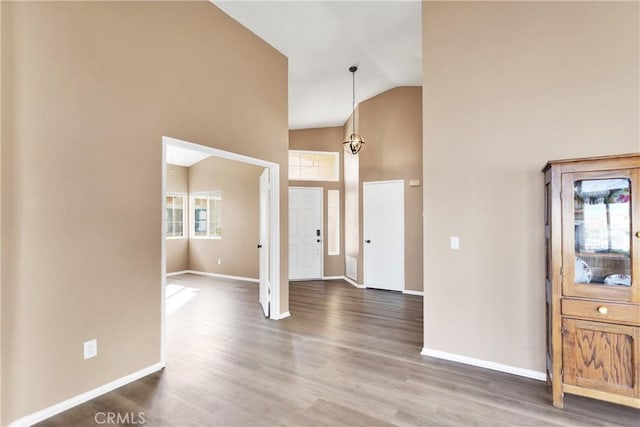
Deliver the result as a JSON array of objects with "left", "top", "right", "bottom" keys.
[{"left": 213, "top": 1, "right": 422, "bottom": 130}]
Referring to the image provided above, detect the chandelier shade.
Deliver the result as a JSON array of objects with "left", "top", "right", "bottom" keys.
[{"left": 344, "top": 133, "right": 365, "bottom": 155}]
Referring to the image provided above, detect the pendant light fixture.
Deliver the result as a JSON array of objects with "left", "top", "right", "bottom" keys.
[{"left": 343, "top": 65, "right": 365, "bottom": 155}]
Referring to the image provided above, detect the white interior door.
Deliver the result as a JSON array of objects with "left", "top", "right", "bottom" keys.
[
  {"left": 289, "top": 187, "right": 323, "bottom": 280},
  {"left": 259, "top": 168, "right": 270, "bottom": 317},
  {"left": 363, "top": 180, "right": 404, "bottom": 291}
]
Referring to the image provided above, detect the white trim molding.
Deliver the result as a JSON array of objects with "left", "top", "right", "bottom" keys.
[
  {"left": 267, "top": 164, "right": 281, "bottom": 320},
  {"left": 324, "top": 277, "right": 424, "bottom": 295},
  {"left": 161, "top": 143, "right": 167, "bottom": 365},
  {"left": 274, "top": 311, "right": 291, "bottom": 320},
  {"left": 8, "top": 362, "right": 165, "bottom": 427},
  {"left": 343, "top": 276, "right": 365, "bottom": 289},
  {"left": 166, "top": 270, "right": 190, "bottom": 277},
  {"left": 178, "top": 270, "right": 259, "bottom": 284},
  {"left": 420, "top": 348, "right": 546, "bottom": 381}
]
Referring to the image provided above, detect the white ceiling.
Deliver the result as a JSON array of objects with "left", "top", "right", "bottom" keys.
[
  {"left": 213, "top": 1, "right": 422, "bottom": 130},
  {"left": 166, "top": 144, "right": 211, "bottom": 167}
]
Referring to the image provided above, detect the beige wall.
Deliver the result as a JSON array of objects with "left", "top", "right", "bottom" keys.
[
  {"left": 289, "top": 127, "right": 345, "bottom": 277},
  {"left": 166, "top": 164, "right": 189, "bottom": 273},
  {"left": 0, "top": 2, "right": 3, "bottom": 420},
  {"left": 357, "top": 87, "right": 423, "bottom": 292},
  {"left": 1, "top": 1, "right": 288, "bottom": 424},
  {"left": 188, "top": 156, "right": 262, "bottom": 279},
  {"left": 166, "top": 164, "right": 189, "bottom": 195},
  {"left": 422, "top": 1, "right": 639, "bottom": 372}
]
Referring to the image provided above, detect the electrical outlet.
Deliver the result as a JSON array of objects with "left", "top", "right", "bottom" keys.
[
  {"left": 217, "top": 258, "right": 222, "bottom": 265},
  {"left": 84, "top": 339, "right": 98, "bottom": 360}
]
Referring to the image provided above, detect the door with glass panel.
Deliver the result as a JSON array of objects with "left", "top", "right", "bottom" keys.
[{"left": 561, "top": 170, "right": 639, "bottom": 302}]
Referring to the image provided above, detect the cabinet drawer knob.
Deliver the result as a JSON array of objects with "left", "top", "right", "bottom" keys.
[
  {"left": 636, "top": 231, "right": 640, "bottom": 238},
  {"left": 597, "top": 306, "right": 608, "bottom": 315}
]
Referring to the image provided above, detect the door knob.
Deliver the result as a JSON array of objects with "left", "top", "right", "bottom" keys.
[
  {"left": 365, "top": 239, "right": 371, "bottom": 243},
  {"left": 636, "top": 231, "right": 640, "bottom": 238}
]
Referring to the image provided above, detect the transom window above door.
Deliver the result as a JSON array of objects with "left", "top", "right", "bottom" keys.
[{"left": 288, "top": 150, "right": 339, "bottom": 181}]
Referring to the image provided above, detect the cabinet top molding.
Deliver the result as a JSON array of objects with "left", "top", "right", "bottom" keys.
[{"left": 543, "top": 152, "right": 640, "bottom": 173}]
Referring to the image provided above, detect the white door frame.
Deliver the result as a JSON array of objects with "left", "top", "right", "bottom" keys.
[
  {"left": 362, "top": 179, "right": 405, "bottom": 291},
  {"left": 259, "top": 168, "right": 270, "bottom": 317},
  {"left": 161, "top": 136, "right": 281, "bottom": 365},
  {"left": 288, "top": 186, "right": 324, "bottom": 281}
]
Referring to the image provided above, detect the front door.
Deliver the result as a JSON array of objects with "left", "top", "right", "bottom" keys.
[
  {"left": 289, "top": 187, "right": 323, "bottom": 280},
  {"left": 363, "top": 180, "right": 404, "bottom": 291}
]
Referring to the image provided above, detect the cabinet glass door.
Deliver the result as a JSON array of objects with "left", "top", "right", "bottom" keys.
[
  {"left": 575, "top": 178, "right": 631, "bottom": 283},
  {"left": 563, "top": 170, "right": 638, "bottom": 302}
]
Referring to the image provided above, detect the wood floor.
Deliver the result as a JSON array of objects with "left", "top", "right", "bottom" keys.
[{"left": 39, "top": 275, "right": 639, "bottom": 426}]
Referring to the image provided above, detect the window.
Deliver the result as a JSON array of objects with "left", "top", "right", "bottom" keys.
[
  {"left": 327, "top": 190, "right": 340, "bottom": 255},
  {"left": 191, "top": 192, "right": 222, "bottom": 238},
  {"left": 166, "top": 194, "right": 185, "bottom": 238},
  {"left": 289, "top": 150, "right": 339, "bottom": 181}
]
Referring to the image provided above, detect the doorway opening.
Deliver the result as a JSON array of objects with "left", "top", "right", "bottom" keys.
[{"left": 161, "top": 136, "right": 281, "bottom": 364}]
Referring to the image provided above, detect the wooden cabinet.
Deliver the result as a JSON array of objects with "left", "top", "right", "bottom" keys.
[
  {"left": 544, "top": 153, "right": 640, "bottom": 409},
  {"left": 562, "top": 319, "right": 638, "bottom": 399}
]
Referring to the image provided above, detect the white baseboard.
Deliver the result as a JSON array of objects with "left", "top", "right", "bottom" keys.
[
  {"left": 173, "top": 270, "right": 259, "bottom": 284},
  {"left": 420, "top": 348, "right": 546, "bottom": 381},
  {"left": 339, "top": 276, "right": 420, "bottom": 294},
  {"left": 342, "top": 276, "right": 365, "bottom": 289},
  {"left": 275, "top": 311, "right": 290, "bottom": 320},
  {"left": 9, "top": 362, "right": 165, "bottom": 427},
  {"left": 322, "top": 276, "right": 343, "bottom": 280},
  {"left": 166, "top": 270, "right": 190, "bottom": 277}
]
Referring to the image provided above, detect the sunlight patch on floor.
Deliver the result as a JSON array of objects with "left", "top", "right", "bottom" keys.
[{"left": 166, "top": 284, "right": 199, "bottom": 314}]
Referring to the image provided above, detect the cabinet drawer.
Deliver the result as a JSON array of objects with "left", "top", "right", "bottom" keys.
[{"left": 562, "top": 298, "right": 640, "bottom": 326}]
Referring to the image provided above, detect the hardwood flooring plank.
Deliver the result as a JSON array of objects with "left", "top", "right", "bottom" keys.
[
  {"left": 37, "top": 277, "right": 639, "bottom": 426},
  {"left": 302, "top": 399, "right": 397, "bottom": 427}
]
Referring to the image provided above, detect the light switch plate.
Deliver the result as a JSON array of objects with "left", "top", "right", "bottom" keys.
[
  {"left": 84, "top": 339, "right": 98, "bottom": 360},
  {"left": 450, "top": 236, "right": 460, "bottom": 250}
]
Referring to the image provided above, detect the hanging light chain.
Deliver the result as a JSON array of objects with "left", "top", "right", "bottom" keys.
[{"left": 352, "top": 68, "right": 356, "bottom": 136}]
